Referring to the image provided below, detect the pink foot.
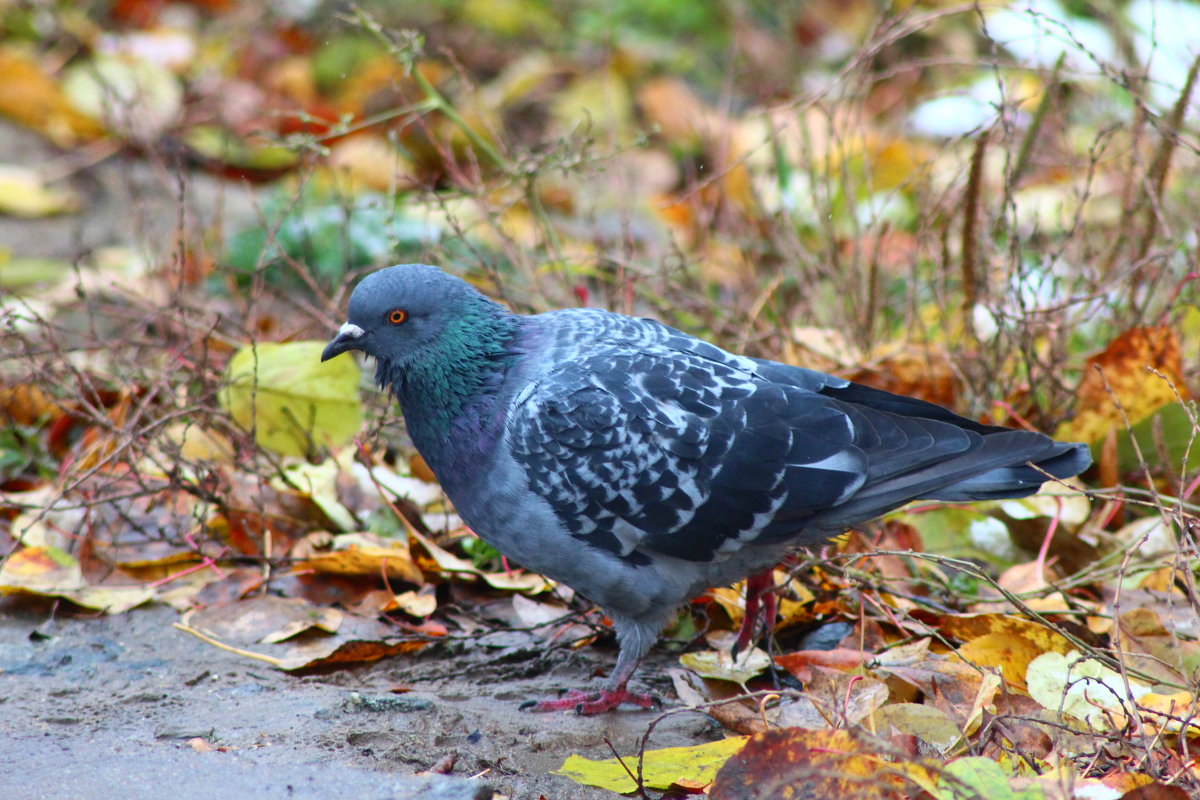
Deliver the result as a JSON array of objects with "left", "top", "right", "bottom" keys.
[
  {"left": 733, "top": 570, "right": 778, "bottom": 658},
  {"left": 520, "top": 687, "right": 659, "bottom": 715}
]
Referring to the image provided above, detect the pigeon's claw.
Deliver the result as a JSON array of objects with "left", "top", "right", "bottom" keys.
[{"left": 521, "top": 687, "right": 659, "bottom": 715}]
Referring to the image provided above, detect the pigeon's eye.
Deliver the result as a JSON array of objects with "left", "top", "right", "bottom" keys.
[{"left": 387, "top": 309, "right": 408, "bottom": 325}]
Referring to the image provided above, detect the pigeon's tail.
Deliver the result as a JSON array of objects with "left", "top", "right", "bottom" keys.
[
  {"left": 788, "top": 380, "right": 1092, "bottom": 533},
  {"left": 923, "top": 436, "right": 1091, "bottom": 502},
  {"left": 811, "top": 432, "right": 1090, "bottom": 534}
]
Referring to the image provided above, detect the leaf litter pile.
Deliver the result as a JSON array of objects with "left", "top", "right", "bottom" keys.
[{"left": 2, "top": 2, "right": 1200, "bottom": 798}]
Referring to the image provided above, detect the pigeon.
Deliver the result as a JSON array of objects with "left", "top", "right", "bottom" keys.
[{"left": 322, "top": 263, "right": 1091, "bottom": 714}]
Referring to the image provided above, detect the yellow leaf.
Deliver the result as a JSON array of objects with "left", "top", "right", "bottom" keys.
[
  {"left": 551, "top": 68, "right": 633, "bottom": 136},
  {"left": 554, "top": 736, "right": 749, "bottom": 793},
  {"left": 479, "top": 570, "right": 552, "bottom": 593},
  {"left": 181, "top": 125, "right": 299, "bottom": 170},
  {"left": 940, "top": 614, "right": 1074, "bottom": 655},
  {"left": 296, "top": 533, "right": 424, "bottom": 586},
  {"left": 387, "top": 589, "right": 437, "bottom": 618},
  {"left": 0, "top": 165, "right": 81, "bottom": 217},
  {"left": 327, "top": 135, "right": 417, "bottom": 194},
  {"left": 160, "top": 423, "right": 235, "bottom": 463},
  {"left": 954, "top": 633, "right": 1054, "bottom": 693},
  {"left": 219, "top": 341, "right": 362, "bottom": 457}
]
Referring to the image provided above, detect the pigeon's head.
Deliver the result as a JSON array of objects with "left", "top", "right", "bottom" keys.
[{"left": 321, "top": 264, "right": 497, "bottom": 368}]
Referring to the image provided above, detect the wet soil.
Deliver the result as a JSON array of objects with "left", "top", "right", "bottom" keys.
[{"left": 0, "top": 598, "right": 718, "bottom": 800}]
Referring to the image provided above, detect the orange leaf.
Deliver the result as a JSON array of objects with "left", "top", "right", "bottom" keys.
[
  {"left": 0, "top": 48, "right": 106, "bottom": 146},
  {"left": 775, "top": 648, "right": 873, "bottom": 682},
  {"left": 709, "top": 729, "right": 925, "bottom": 800},
  {"left": 1056, "top": 326, "right": 1189, "bottom": 444}
]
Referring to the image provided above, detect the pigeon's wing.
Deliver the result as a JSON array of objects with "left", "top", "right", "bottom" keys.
[{"left": 507, "top": 342, "right": 869, "bottom": 564}]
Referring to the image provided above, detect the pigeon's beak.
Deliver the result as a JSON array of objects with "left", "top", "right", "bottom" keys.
[{"left": 321, "top": 322, "right": 366, "bottom": 361}]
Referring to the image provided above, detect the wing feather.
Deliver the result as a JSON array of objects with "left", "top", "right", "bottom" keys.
[{"left": 508, "top": 341, "right": 863, "bottom": 563}]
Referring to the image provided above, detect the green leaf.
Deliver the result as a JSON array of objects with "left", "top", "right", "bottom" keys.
[
  {"left": 219, "top": 341, "right": 362, "bottom": 457},
  {"left": 1109, "top": 401, "right": 1195, "bottom": 474},
  {"left": 937, "top": 757, "right": 1043, "bottom": 800},
  {"left": 554, "top": 737, "right": 748, "bottom": 793},
  {"left": 182, "top": 125, "right": 299, "bottom": 170},
  {"left": 1025, "top": 650, "right": 1150, "bottom": 731},
  {"left": 222, "top": 188, "right": 443, "bottom": 290},
  {"left": 0, "top": 256, "right": 73, "bottom": 291},
  {"left": 891, "top": 506, "right": 1020, "bottom": 568},
  {"left": 679, "top": 646, "right": 770, "bottom": 687}
]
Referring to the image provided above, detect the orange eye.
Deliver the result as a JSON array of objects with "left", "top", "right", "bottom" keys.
[{"left": 388, "top": 309, "right": 407, "bottom": 325}]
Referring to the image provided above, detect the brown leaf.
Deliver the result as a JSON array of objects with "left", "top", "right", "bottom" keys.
[
  {"left": 637, "top": 76, "right": 729, "bottom": 149},
  {"left": 1117, "top": 607, "right": 1200, "bottom": 685},
  {"left": 709, "top": 729, "right": 920, "bottom": 800},
  {"left": 1119, "top": 784, "right": 1191, "bottom": 800},
  {"left": 191, "top": 567, "right": 267, "bottom": 608},
  {"left": 844, "top": 344, "right": 960, "bottom": 409},
  {"left": 179, "top": 594, "right": 426, "bottom": 671}
]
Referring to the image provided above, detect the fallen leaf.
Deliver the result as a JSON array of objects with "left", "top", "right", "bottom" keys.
[
  {"left": 62, "top": 54, "right": 183, "bottom": 140},
  {"left": 182, "top": 125, "right": 300, "bottom": 174},
  {"left": 259, "top": 606, "right": 343, "bottom": 643},
  {"left": 846, "top": 343, "right": 960, "bottom": 409},
  {"left": 0, "top": 382, "right": 57, "bottom": 425},
  {"left": 682, "top": 629, "right": 772, "bottom": 686},
  {"left": 275, "top": 459, "right": 358, "bottom": 532},
  {"left": 327, "top": 134, "right": 417, "bottom": 194},
  {"left": 0, "top": 47, "right": 106, "bottom": 145},
  {"left": 386, "top": 588, "right": 437, "bottom": 618},
  {"left": 220, "top": 340, "right": 362, "bottom": 458},
  {"left": 408, "top": 528, "right": 552, "bottom": 593},
  {"left": 178, "top": 594, "right": 425, "bottom": 671},
  {"left": 874, "top": 703, "right": 963, "bottom": 753},
  {"left": 775, "top": 648, "right": 873, "bottom": 682},
  {"left": 0, "top": 546, "right": 154, "bottom": 613},
  {"left": 940, "top": 614, "right": 1075, "bottom": 693},
  {"left": 1026, "top": 650, "right": 1148, "bottom": 730},
  {"left": 294, "top": 532, "right": 424, "bottom": 586},
  {"left": 935, "top": 756, "right": 1043, "bottom": 800},
  {"left": 680, "top": 646, "right": 771, "bottom": 688},
  {"left": 773, "top": 670, "right": 889, "bottom": 729},
  {"left": 709, "top": 728, "right": 921, "bottom": 800},
  {"left": 554, "top": 736, "right": 749, "bottom": 793},
  {"left": 1056, "top": 326, "right": 1189, "bottom": 451},
  {"left": 0, "top": 165, "right": 81, "bottom": 217}
]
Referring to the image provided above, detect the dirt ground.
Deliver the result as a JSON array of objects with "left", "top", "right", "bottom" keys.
[
  {"left": 0, "top": 596, "right": 718, "bottom": 800},
  {"left": 0, "top": 120, "right": 718, "bottom": 800}
]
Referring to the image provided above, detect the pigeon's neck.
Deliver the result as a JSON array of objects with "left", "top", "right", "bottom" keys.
[{"left": 384, "top": 305, "right": 521, "bottom": 470}]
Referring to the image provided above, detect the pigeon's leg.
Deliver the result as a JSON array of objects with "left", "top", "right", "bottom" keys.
[
  {"left": 732, "top": 570, "right": 777, "bottom": 660},
  {"left": 520, "top": 644, "right": 658, "bottom": 714}
]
